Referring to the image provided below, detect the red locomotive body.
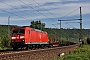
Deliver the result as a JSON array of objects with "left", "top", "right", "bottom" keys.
[{"left": 10, "top": 27, "right": 49, "bottom": 49}]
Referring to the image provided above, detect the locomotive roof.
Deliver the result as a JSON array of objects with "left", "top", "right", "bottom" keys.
[
  {"left": 12, "top": 26, "right": 47, "bottom": 33},
  {"left": 31, "top": 28, "right": 47, "bottom": 33}
]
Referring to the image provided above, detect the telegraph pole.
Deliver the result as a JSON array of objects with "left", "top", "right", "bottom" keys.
[
  {"left": 80, "top": 7, "right": 82, "bottom": 39},
  {"left": 58, "top": 20, "right": 62, "bottom": 29},
  {"left": 60, "top": 20, "right": 61, "bottom": 29},
  {"left": 79, "top": 7, "right": 83, "bottom": 46},
  {"left": 8, "top": 16, "right": 10, "bottom": 39},
  {"left": 58, "top": 20, "right": 62, "bottom": 41}
]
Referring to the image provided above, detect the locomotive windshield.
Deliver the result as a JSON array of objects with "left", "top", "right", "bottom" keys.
[{"left": 12, "top": 29, "right": 25, "bottom": 34}]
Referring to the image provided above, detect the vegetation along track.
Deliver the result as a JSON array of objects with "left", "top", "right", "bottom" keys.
[{"left": 0, "top": 44, "right": 78, "bottom": 60}]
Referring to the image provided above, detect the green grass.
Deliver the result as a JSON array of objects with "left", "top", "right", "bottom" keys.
[{"left": 51, "top": 45, "right": 90, "bottom": 60}]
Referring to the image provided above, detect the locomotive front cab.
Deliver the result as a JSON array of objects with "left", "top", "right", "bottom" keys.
[{"left": 10, "top": 28, "right": 25, "bottom": 49}]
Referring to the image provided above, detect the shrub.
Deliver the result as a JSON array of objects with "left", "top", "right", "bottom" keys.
[
  {"left": 58, "top": 45, "right": 90, "bottom": 60},
  {"left": 87, "top": 38, "right": 90, "bottom": 44}
]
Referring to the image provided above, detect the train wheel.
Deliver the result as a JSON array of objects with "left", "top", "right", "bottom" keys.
[
  {"left": 49, "top": 44, "right": 53, "bottom": 48},
  {"left": 37, "top": 45, "right": 40, "bottom": 49},
  {"left": 41, "top": 45, "right": 45, "bottom": 49},
  {"left": 32, "top": 45, "right": 36, "bottom": 49},
  {"left": 29, "top": 45, "right": 33, "bottom": 50},
  {"left": 26, "top": 45, "right": 29, "bottom": 50}
]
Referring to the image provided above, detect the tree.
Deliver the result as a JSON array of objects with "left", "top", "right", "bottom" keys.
[
  {"left": 30, "top": 21, "right": 35, "bottom": 28},
  {"left": 0, "top": 26, "right": 11, "bottom": 49},
  {"left": 30, "top": 20, "right": 45, "bottom": 30}
]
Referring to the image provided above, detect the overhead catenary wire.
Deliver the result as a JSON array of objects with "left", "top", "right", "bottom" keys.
[
  {"left": 32, "top": 0, "right": 80, "bottom": 22},
  {"left": 0, "top": 1, "right": 33, "bottom": 19},
  {"left": 32, "top": 0, "right": 58, "bottom": 19},
  {"left": 59, "top": 7, "right": 80, "bottom": 19},
  {"left": 57, "top": 7, "right": 80, "bottom": 29},
  {"left": 52, "top": 7, "right": 80, "bottom": 27},
  {"left": 0, "top": 0, "right": 56, "bottom": 23},
  {"left": 33, "top": 0, "right": 76, "bottom": 30},
  {"left": 0, "top": 0, "right": 58, "bottom": 29},
  {"left": 32, "top": 0, "right": 59, "bottom": 28},
  {"left": 0, "top": 0, "right": 80, "bottom": 29},
  {"left": 18, "top": 0, "right": 56, "bottom": 22},
  {"left": 0, "top": 9, "right": 31, "bottom": 21},
  {"left": 66, "top": 22, "right": 76, "bottom": 29}
]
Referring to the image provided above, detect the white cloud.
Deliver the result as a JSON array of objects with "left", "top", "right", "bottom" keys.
[
  {"left": 0, "top": 0, "right": 90, "bottom": 28},
  {"left": 0, "top": 0, "right": 90, "bottom": 17}
]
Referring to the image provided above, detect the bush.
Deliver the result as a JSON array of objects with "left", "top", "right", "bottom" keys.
[
  {"left": 58, "top": 45, "right": 90, "bottom": 60},
  {"left": 87, "top": 38, "right": 90, "bottom": 44}
]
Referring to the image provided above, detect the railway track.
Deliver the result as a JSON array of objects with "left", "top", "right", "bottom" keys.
[
  {"left": 0, "top": 47, "right": 49, "bottom": 55},
  {"left": 0, "top": 44, "right": 70, "bottom": 55},
  {"left": 0, "top": 44, "right": 78, "bottom": 60}
]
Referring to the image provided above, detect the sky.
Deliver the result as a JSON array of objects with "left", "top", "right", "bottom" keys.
[{"left": 0, "top": 0, "right": 90, "bottom": 29}]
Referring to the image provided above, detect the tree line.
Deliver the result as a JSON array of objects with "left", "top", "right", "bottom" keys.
[
  {"left": 0, "top": 20, "right": 90, "bottom": 49},
  {"left": 30, "top": 20, "right": 45, "bottom": 30}
]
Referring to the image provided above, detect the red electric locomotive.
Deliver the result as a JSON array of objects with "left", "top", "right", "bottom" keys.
[{"left": 10, "top": 26, "right": 50, "bottom": 50}]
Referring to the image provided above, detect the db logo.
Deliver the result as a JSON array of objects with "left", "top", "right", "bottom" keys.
[
  {"left": 17, "top": 35, "right": 19, "bottom": 39},
  {"left": 17, "top": 37, "right": 19, "bottom": 39}
]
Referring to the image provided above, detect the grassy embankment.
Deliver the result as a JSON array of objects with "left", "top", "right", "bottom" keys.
[{"left": 51, "top": 45, "right": 90, "bottom": 60}]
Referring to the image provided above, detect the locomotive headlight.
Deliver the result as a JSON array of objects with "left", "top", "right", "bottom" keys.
[
  {"left": 11, "top": 37, "right": 16, "bottom": 39},
  {"left": 22, "top": 40, "right": 25, "bottom": 41},
  {"left": 20, "top": 36, "right": 24, "bottom": 39}
]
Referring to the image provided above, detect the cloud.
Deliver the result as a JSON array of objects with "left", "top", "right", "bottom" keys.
[{"left": 0, "top": 0, "right": 90, "bottom": 28}]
